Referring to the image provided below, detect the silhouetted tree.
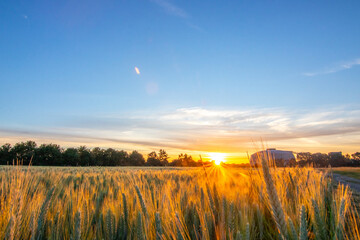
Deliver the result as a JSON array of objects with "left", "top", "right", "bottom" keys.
[
  {"left": 297, "top": 152, "right": 312, "bottom": 162},
  {"left": 328, "top": 152, "right": 348, "bottom": 167},
  {"left": 147, "top": 151, "right": 162, "bottom": 166},
  {"left": 128, "top": 151, "right": 145, "bottom": 166},
  {"left": 159, "top": 149, "right": 169, "bottom": 166},
  {"left": 311, "top": 153, "right": 329, "bottom": 167},
  {"left": 63, "top": 148, "right": 80, "bottom": 166},
  {"left": 104, "top": 148, "right": 128, "bottom": 166},
  {"left": 103, "top": 148, "right": 115, "bottom": 166},
  {"left": 92, "top": 147, "right": 106, "bottom": 166},
  {"left": 0, "top": 143, "right": 14, "bottom": 165},
  {"left": 171, "top": 153, "right": 196, "bottom": 166},
  {"left": 352, "top": 152, "right": 360, "bottom": 161},
  {"left": 35, "top": 144, "right": 62, "bottom": 166},
  {"left": 11, "top": 141, "right": 37, "bottom": 165},
  {"left": 78, "top": 146, "right": 93, "bottom": 166},
  {"left": 116, "top": 150, "right": 128, "bottom": 166}
]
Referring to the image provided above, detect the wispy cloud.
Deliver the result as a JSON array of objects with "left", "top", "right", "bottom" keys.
[
  {"left": 150, "top": 0, "right": 188, "bottom": 18},
  {"left": 1, "top": 106, "right": 360, "bottom": 155},
  {"left": 304, "top": 58, "right": 360, "bottom": 76}
]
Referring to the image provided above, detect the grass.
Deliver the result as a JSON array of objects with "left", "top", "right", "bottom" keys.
[
  {"left": 329, "top": 167, "right": 360, "bottom": 211},
  {"left": 0, "top": 164, "right": 359, "bottom": 239},
  {"left": 332, "top": 167, "right": 360, "bottom": 180}
]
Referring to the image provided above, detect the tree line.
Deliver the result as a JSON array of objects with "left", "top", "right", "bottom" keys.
[
  {"left": 297, "top": 151, "right": 360, "bottom": 167},
  {"left": 0, "top": 141, "right": 211, "bottom": 167},
  {"left": 1, "top": 141, "right": 359, "bottom": 168}
]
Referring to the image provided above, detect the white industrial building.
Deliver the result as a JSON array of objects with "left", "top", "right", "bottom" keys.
[{"left": 249, "top": 148, "right": 296, "bottom": 167}]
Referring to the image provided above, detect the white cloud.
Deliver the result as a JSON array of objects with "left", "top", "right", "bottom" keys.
[
  {"left": 1, "top": 106, "right": 360, "bottom": 153},
  {"left": 304, "top": 58, "right": 360, "bottom": 76},
  {"left": 150, "top": 0, "right": 188, "bottom": 18}
]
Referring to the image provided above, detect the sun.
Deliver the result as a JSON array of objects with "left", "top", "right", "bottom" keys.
[{"left": 208, "top": 152, "right": 226, "bottom": 165}]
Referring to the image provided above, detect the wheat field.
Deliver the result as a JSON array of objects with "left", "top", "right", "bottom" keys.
[{"left": 0, "top": 162, "right": 359, "bottom": 239}]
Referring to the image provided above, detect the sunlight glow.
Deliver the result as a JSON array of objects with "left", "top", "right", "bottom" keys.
[{"left": 208, "top": 152, "right": 226, "bottom": 165}]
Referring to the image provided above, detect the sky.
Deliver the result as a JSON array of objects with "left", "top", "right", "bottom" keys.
[{"left": 1, "top": 0, "right": 360, "bottom": 163}]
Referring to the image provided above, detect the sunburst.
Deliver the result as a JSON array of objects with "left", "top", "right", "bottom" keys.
[{"left": 208, "top": 152, "right": 226, "bottom": 165}]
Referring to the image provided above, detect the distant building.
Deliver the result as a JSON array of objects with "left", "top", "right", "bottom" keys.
[{"left": 249, "top": 148, "right": 296, "bottom": 167}]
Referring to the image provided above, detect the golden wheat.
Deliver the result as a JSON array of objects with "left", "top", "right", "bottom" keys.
[{"left": 0, "top": 165, "right": 358, "bottom": 239}]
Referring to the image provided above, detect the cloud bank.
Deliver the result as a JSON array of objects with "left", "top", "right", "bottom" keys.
[{"left": 1, "top": 106, "right": 360, "bottom": 157}]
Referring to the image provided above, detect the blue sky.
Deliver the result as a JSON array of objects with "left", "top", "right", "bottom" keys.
[{"left": 1, "top": 0, "right": 360, "bottom": 162}]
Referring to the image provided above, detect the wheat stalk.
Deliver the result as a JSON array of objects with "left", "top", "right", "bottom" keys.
[
  {"left": 260, "top": 155, "right": 287, "bottom": 239},
  {"left": 135, "top": 185, "right": 149, "bottom": 218},
  {"left": 299, "top": 205, "right": 307, "bottom": 240},
  {"left": 155, "top": 212, "right": 162, "bottom": 240}
]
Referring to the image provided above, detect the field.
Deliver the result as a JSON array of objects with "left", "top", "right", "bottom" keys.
[{"left": 0, "top": 163, "right": 359, "bottom": 239}]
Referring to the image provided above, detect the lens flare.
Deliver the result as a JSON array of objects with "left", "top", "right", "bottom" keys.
[
  {"left": 135, "top": 66, "right": 140, "bottom": 75},
  {"left": 208, "top": 152, "right": 226, "bottom": 165}
]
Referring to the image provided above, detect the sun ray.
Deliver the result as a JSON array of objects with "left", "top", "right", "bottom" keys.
[{"left": 208, "top": 152, "right": 226, "bottom": 165}]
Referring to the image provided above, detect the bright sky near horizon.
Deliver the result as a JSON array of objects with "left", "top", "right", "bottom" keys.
[{"left": 1, "top": 0, "right": 360, "bottom": 162}]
